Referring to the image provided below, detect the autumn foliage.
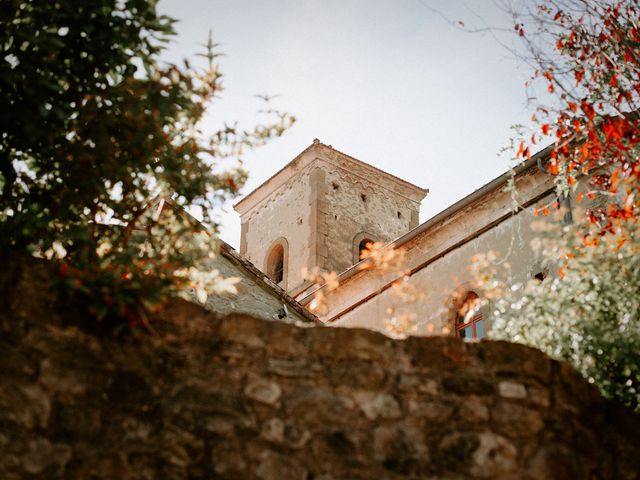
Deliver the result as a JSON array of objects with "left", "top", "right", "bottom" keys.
[
  {"left": 518, "top": 0, "right": 640, "bottom": 238},
  {"left": 484, "top": 0, "right": 640, "bottom": 410},
  {"left": 0, "top": 1, "right": 293, "bottom": 331}
]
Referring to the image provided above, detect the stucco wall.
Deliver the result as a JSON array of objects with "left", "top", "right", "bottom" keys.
[
  {"left": 240, "top": 160, "right": 314, "bottom": 292},
  {"left": 236, "top": 142, "right": 426, "bottom": 296},
  {"left": 315, "top": 167, "right": 558, "bottom": 335},
  {"left": 1, "top": 261, "right": 638, "bottom": 479}
]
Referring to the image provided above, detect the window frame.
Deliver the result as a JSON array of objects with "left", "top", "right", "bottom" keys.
[
  {"left": 452, "top": 290, "right": 485, "bottom": 340},
  {"left": 265, "top": 237, "right": 288, "bottom": 288},
  {"left": 456, "top": 311, "right": 484, "bottom": 339},
  {"left": 352, "top": 232, "right": 376, "bottom": 264}
]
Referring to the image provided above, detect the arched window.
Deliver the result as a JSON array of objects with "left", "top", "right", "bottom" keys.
[
  {"left": 358, "top": 238, "right": 374, "bottom": 260},
  {"left": 455, "top": 291, "right": 484, "bottom": 339},
  {"left": 266, "top": 243, "right": 285, "bottom": 284},
  {"left": 353, "top": 232, "right": 377, "bottom": 264}
]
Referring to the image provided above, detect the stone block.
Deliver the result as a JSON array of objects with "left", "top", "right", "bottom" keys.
[
  {"left": 493, "top": 402, "right": 544, "bottom": 437},
  {"left": 408, "top": 399, "right": 454, "bottom": 422},
  {"left": 397, "top": 374, "right": 439, "bottom": 395},
  {"left": 285, "top": 387, "right": 356, "bottom": 427},
  {"left": 267, "top": 357, "right": 322, "bottom": 378},
  {"left": 21, "top": 437, "right": 71, "bottom": 476},
  {"left": 470, "top": 431, "right": 518, "bottom": 477},
  {"left": 255, "top": 450, "right": 307, "bottom": 480},
  {"left": 216, "top": 316, "right": 266, "bottom": 348},
  {"left": 373, "top": 423, "right": 428, "bottom": 474},
  {"left": 244, "top": 376, "right": 282, "bottom": 406},
  {"left": 261, "top": 417, "right": 311, "bottom": 449},
  {"left": 498, "top": 381, "right": 527, "bottom": 399},
  {"left": 442, "top": 374, "right": 494, "bottom": 396},
  {"left": 457, "top": 395, "right": 490, "bottom": 423},
  {"left": 404, "top": 336, "right": 468, "bottom": 368},
  {"left": 328, "top": 361, "right": 386, "bottom": 389},
  {"left": 352, "top": 391, "right": 401, "bottom": 420}
]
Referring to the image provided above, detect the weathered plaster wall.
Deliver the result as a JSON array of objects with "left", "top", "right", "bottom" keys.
[
  {"left": 315, "top": 167, "right": 558, "bottom": 334},
  {"left": 323, "top": 158, "right": 420, "bottom": 274},
  {"left": 240, "top": 160, "right": 314, "bottom": 292},
  {"left": 1, "top": 261, "right": 638, "bottom": 479},
  {"left": 236, "top": 141, "right": 426, "bottom": 297},
  {"left": 333, "top": 202, "right": 549, "bottom": 333},
  {"left": 201, "top": 251, "right": 308, "bottom": 323}
]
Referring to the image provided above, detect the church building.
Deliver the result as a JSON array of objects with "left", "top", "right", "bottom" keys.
[{"left": 233, "top": 139, "right": 570, "bottom": 339}]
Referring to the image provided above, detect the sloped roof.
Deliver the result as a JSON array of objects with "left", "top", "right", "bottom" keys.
[
  {"left": 298, "top": 145, "right": 553, "bottom": 307},
  {"left": 234, "top": 139, "right": 428, "bottom": 214},
  {"left": 156, "top": 198, "right": 318, "bottom": 324},
  {"left": 218, "top": 241, "right": 318, "bottom": 324}
]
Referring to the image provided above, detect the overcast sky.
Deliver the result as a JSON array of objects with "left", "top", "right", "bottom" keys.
[{"left": 157, "top": 0, "right": 539, "bottom": 248}]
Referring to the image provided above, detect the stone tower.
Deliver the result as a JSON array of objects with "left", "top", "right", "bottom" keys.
[{"left": 234, "top": 140, "right": 428, "bottom": 297}]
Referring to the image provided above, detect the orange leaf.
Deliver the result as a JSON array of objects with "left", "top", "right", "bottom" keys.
[
  {"left": 568, "top": 175, "right": 575, "bottom": 186},
  {"left": 541, "top": 124, "right": 550, "bottom": 135},
  {"left": 557, "top": 266, "right": 566, "bottom": 279},
  {"left": 581, "top": 143, "right": 589, "bottom": 159},
  {"left": 576, "top": 192, "right": 584, "bottom": 203},
  {"left": 610, "top": 170, "right": 619, "bottom": 193}
]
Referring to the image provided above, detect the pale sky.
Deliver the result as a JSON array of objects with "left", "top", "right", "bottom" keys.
[{"left": 158, "top": 0, "right": 538, "bottom": 248}]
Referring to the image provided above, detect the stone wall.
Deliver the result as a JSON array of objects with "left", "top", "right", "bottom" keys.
[
  {"left": 235, "top": 141, "right": 426, "bottom": 296},
  {"left": 1, "top": 259, "right": 639, "bottom": 479},
  {"left": 322, "top": 157, "right": 421, "bottom": 275}
]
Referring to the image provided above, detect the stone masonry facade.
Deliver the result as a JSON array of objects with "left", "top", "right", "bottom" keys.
[
  {"left": 234, "top": 140, "right": 426, "bottom": 296},
  {"left": 1, "top": 258, "right": 639, "bottom": 479}
]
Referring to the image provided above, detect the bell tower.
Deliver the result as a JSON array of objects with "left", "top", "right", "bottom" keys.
[{"left": 234, "top": 140, "right": 428, "bottom": 297}]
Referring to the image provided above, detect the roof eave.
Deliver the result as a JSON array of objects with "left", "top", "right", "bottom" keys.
[{"left": 298, "top": 145, "right": 552, "bottom": 306}]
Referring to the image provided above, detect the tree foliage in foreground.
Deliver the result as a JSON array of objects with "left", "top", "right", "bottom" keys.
[
  {"left": 0, "top": 0, "right": 294, "bottom": 330},
  {"left": 478, "top": 0, "right": 640, "bottom": 409},
  {"left": 514, "top": 0, "right": 639, "bottom": 227},
  {"left": 476, "top": 220, "right": 640, "bottom": 410}
]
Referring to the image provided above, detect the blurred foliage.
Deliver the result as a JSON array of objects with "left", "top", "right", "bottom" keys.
[
  {"left": 476, "top": 219, "right": 640, "bottom": 411},
  {"left": 0, "top": 0, "right": 294, "bottom": 331},
  {"left": 478, "top": 0, "right": 640, "bottom": 409}
]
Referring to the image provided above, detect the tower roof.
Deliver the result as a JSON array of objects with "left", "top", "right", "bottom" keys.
[{"left": 234, "top": 139, "right": 428, "bottom": 216}]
